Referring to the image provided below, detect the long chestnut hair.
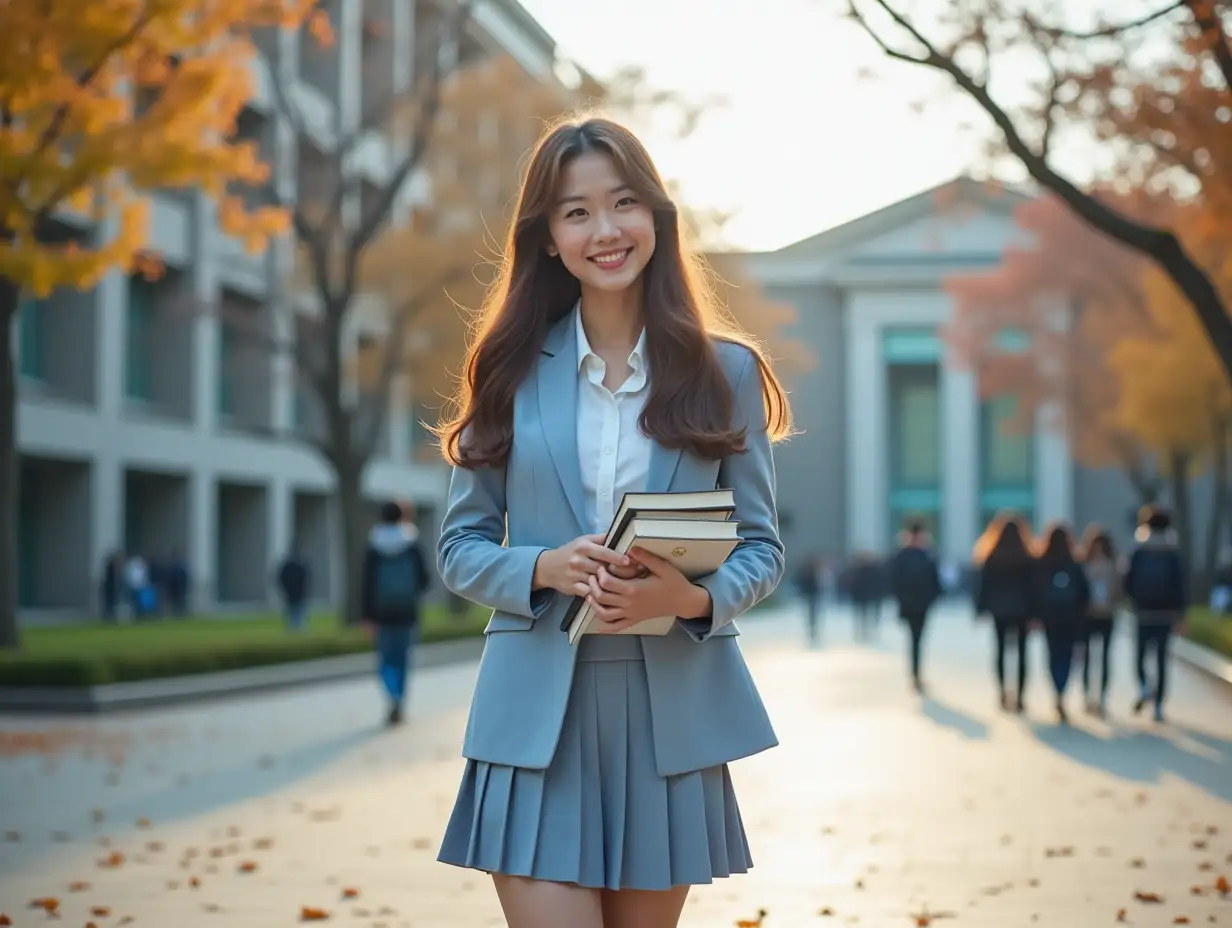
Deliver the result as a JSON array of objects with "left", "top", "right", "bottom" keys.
[
  {"left": 434, "top": 115, "right": 792, "bottom": 469},
  {"left": 972, "top": 510, "right": 1033, "bottom": 566}
]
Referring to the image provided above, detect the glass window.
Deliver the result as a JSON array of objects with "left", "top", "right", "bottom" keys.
[
  {"left": 218, "top": 326, "right": 236, "bottom": 417},
  {"left": 126, "top": 278, "right": 154, "bottom": 401},
  {"left": 890, "top": 373, "right": 941, "bottom": 487},
  {"left": 18, "top": 297, "right": 46, "bottom": 380},
  {"left": 981, "top": 394, "right": 1033, "bottom": 487}
]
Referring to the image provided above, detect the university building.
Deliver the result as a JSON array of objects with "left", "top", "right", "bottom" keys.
[
  {"left": 16, "top": 0, "right": 566, "bottom": 619},
  {"left": 748, "top": 178, "right": 1143, "bottom": 570}
]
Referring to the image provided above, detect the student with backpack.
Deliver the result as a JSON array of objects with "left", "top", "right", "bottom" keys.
[
  {"left": 1123, "top": 505, "right": 1187, "bottom": 723},
  {"left": 889, "top": 519, "right": 943, "bottom": 694},
  {"left": 362, "top": 500, "right": 431, "bottom": 726},
  {"left": 1078, "top": 526, "right": 1123, "bottom": 718},
  {"left": 973, "top": 513, "right": 1036, "bottom": 713},
  {"left": 1032, "top": 523, "right": 1091, "bottom": 725}
]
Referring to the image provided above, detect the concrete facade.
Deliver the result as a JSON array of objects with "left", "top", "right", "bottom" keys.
[
  {"left": 15, "top": 0, "right": 561, "bottom": 619},
  {"left": 747, "top": 178, "right": 1150, "bottom": 571}
]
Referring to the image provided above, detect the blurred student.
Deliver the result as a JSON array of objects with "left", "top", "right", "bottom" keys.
[
  {"left": 1078, "top": 526, "right": 1122, "bottom": 718},
  {"left": 973, "top": 513, "right": 1036, "bottom": 713},
  {"left": 888, "top": 520, "right": 943, "bottom": 693},
  {"left": 1123, "top": 505, "right": 1187, "bottom": 723},
  {"left": 1032, "top": 523, "right": 1090, "bottom": 725}
]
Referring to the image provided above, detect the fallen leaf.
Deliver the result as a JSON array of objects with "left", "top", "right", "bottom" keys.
[
  {"left": 29, "top": 897, "right": 59, "bottom": 914},
  {"left": 300, "top": 906, "right": 330, "bottom": 921},
  {"left": 1116, "top": 909, "right": 1127, "bottom": 922},
  {"left": 189, "top": 877, "right": 201, "bottom": 889},
  {"left": 341, "top": 888, "right": 359, "bottom": 900},
  {"left": 166, "top": 880, "right": 179, "bottom": 889},
  {"left": 1135, "top": 891, "right": 1164, "bottom": 903},
  {"left": 1194, "top": 840, "right": 1209, "bottom": 850},
  {"left": 734, "top": 908, "right": 767, "bottom": 928},
  {"left": 819, "top": 907, "right": 835, "bottom": 916},
  {"left": 1175, "top": 917, "right": 1191, "bottom": 925},
  {"left": 238, "top": 860, "right": 259, "bottom": 873},
  {"left": 252, "top": 837, "right": 275, "bottom": 850},
  {"left": 411, "top": 837, "right": 431, "bottom": 850},
  {"left": 68, "top": 881, "right": 91, "bottom": 892},
  {"left": 1199, "top": 862, "right": 1214, "bottom": 872},
  {"left": 0, "top": 914, "right": 10, "bottom": 926},
  {"left": 146, "top": 841, "right": 163, "bottom": 852},
  {"left": 1215, "top": 875, "right": 1229, "bottom": 894},
  {"left": 203, "top": 903, "right": 222, "bottom": 913},
  {"left": 1130, "top": 858, "right": 1147, "bottom": 869},
  {"left": 98, "top": 851, "right": 124, "bottom": 869},
  {"left": 118, "top": 917, "right": 134, "bottom": 925},
  {"left": 91, "top": 906, "right": 111, "bottom": 916}
]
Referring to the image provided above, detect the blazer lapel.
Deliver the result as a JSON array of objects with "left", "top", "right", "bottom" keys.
[{"left": 538, "top": 315, "right": 589, "bottom": 533}]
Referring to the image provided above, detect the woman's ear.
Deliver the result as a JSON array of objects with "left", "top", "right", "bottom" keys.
[{"left": 545, "top": 241, "right": 559, "bottom": 257}]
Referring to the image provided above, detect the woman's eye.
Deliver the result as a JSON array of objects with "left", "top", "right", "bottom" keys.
[
  {"left": 565, "top": 207, "right": 586, "bottom": 219},
  {"left": 616, "top": 196, "right": 637, "bottom": 208}
]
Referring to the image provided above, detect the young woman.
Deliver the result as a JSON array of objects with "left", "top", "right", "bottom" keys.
[
  {"left": 431, "top": 117, "right": 792, "bottom": 928},
  {"left": 973, "top": 513, "right": 1036, "bottom": 713},
  {"left": 1078, "top": 525, "right": 1122, "bottom": 718},
  {"left": 1032, "top": 523, "right": 1091, "bottom": 725}
]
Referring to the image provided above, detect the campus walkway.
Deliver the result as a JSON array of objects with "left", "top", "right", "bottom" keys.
[{"left": 1, "top": 603, "right": 1230, "bottom": 927}]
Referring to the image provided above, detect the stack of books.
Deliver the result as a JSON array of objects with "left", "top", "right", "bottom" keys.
[{"left": 560, "top": 488, "right": 739, "bottom": 645}]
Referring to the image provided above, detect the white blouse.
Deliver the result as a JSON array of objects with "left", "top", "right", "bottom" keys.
[{"left": 574, "top": 306, "right": 652, "bottom": 535}]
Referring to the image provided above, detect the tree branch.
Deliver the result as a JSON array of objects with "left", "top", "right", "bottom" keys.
[
  {"left": 1025, "top": 1, "right": 1184, "bottom": 40},
  {"left": 1185, "top": 0, "right": 1232, "bottom": 91}
]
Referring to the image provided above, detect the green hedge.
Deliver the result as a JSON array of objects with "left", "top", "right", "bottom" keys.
[
  {"left": 0, "top": 607, "right": 488, "bottom": 688},
  {"left": 1187, "top": 608, "right": 1232, "bottom": 661}
]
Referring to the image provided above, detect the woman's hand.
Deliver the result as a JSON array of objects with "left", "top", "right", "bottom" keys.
[
  {"left": 532, "top": 534, "right": 633, "bottom": 597},
  {"left": 586, "top": 547, "right": 711, "bottom": 634}
]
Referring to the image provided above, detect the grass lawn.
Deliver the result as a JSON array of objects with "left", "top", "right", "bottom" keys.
[
  {"left": 0, "top": 606, "right": 489, "bottom": 688},
  {"left": 1186, "top": 608, "right": 1232, "bottom": 661}
]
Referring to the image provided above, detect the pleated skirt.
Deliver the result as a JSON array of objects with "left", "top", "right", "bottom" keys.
[{"left": 437, "top": 634, "right": 753, "bottom": 890}]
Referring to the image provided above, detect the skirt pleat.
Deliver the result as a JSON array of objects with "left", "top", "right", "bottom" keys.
[{"left": 438, "top": 638, "right": 753, "bottom": 890}]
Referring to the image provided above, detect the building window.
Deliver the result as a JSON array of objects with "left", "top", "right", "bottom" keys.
[
  {"left": 981, "top": 394, "right": 1033, "bottom": 487},
  {"left": 126, "top": 278, "right": 155, "bottom": 401},
  {"left": 890, "top": 374, "right": 941, "bottom": 487},
  {"left": 18, "top": 297, "right": 46, "bottom": 381}
]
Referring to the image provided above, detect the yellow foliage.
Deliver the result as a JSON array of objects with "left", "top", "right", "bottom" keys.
[
  {"left": 1111, "top": 244, "right": 1232, "bottom": 461},
  {"left": 0, "top": 0, "right": 314, "bottom": 300}
]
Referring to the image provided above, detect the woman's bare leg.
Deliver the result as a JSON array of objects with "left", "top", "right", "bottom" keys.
[
  {"left": 491, "top": 874, "right": 604, "bottom": 928},
  {"left": 601, "top": 885, "right": 691, "bottom": 928}
]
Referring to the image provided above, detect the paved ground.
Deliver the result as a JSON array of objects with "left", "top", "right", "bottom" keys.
[{"left": 1, "top": 602, "right": 1230, "bottom": 927}]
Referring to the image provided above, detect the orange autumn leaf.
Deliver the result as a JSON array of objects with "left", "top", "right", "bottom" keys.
[
  {"left": 300, "top": 906, "right": 331, "bottom": 921},
  {"left": 98, "top": 851, "right": 124, "bottom": 868},
  {"left": 1135, "top": 890, "right": 1164, "bottom": 903},
  {"left": 341, "top": 888, "right": 359, "bottom": 900},
  {"left": 0, "top": 914, "right": 10, "bottom": 925},
  {"left": 1117, "top": 909, "right": 1127, "bottom": 922},
  {"left": 68, "top": 881, "right": 91, "bottom": 892},
  {"left": 29, "top": 897, "right": 59, "bottom": 914},
  {"left": 91, "top": 906, "right": 111, "bottom": 916},
  {"left": 238, "top": 860, "right": 258, "bottom": 873},
  {"left": 734, "top": 908, "right": 767, "bottom": 928},
  {"left": 189, "top": 877, "right": 201, "bottom": 888},
  {"left": 1174, "top": 917, "right": 1190, "bottom": 924},
  {"left": 1216, "top": 874, "right": 1229, "bottom": 893}
]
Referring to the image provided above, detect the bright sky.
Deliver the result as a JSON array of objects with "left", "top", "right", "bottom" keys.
[{"left": 518, "top": 0, "right": 988, "bottom": 252}]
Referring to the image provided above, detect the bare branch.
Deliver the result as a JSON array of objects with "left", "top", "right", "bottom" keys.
[{"left": 1025, "top": 1, "right": 1183, "bottom": 40}]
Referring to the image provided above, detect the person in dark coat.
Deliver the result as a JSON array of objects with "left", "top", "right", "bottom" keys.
[
  {"left": 847, "top": 552, "right": 885, "bottom": 642},
  {"left": 1032, "top": 523, "right": 1091, "bottom": 725},
  {"left": 1123, "top": 505, "right": 1188, "bottom": 723},
  {"left": 889, "top": 520, "right": 943, "bottom": 694},
  {"left": 362, "top": 500, "right": 431, "bottom": 726},
  {"left": 277, "top": 548, "right": 311, "bottom": 631},
  {"left": 974, "top": 513, "right": 1036, "bottom": 713}
]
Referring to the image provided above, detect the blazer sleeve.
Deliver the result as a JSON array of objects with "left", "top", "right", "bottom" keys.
[
  {"left": 436, "top": 455, "right": 554, "bottom": 620},
  {"left": 679, "top": 349, "right": 785, "bottom": 642}
]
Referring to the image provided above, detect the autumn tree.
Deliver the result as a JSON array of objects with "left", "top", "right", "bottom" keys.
[
  {"left": 0, "top": 0, "right": 314, "bottom": 648},
  {"left": 215, "top": 0, "right": 486, "bottom": 625},
  {"left": 1110, "top": 232, "right": 1232, "bottom": 581},
  {"left": 945, "top": 193, "right": 1165, "bottom": 503},
  {"left": 844, "top": 0, "right": 1232, "bottom": 385}
]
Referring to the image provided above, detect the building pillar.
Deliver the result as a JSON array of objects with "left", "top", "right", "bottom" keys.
[
  {"left": 941, "top": 362, "right": 979, "bottom": 563},
  {"left": 846, "top": 313, "right": 886, "bottom": 553},
  {"left": 189, "top": 468, "right": 216, "bottom": 612},
  {"left": 1035, "top": 402, "right": 1073, "bottom": 528}
]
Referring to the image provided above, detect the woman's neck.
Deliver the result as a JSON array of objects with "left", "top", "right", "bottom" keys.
[{"left": 578, "top": 287, "right": 643, "bottom": 354}]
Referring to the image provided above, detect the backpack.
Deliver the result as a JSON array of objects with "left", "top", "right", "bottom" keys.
[
  {"left": 1040, "top": 565, "right": 1082, "bottom": 615},
  {"left": 1130, "top": 549, "right": 1179, "bottom": 611},
  {"left": 372, "top": 548, "right": 421, "bottom": 614},
  {"left": 895, "top": 549, "right": 938, "bottom": 614}
]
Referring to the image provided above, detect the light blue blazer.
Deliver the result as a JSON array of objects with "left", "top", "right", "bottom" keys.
[{"left": 437, "top": 312, "right": 784, "bottom": 777}]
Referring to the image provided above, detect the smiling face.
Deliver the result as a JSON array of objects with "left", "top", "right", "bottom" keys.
[{"left": 545, "top": 150, "right": 656, "bottom": 296}]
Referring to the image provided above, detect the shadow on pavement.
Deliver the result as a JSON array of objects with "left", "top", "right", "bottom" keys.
[
  {"left": 919, "top": 695, "right": 990, "bottom": 740},
  {"left": 1028, "top": 720, "right": 1232, "bottom": 804}
]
